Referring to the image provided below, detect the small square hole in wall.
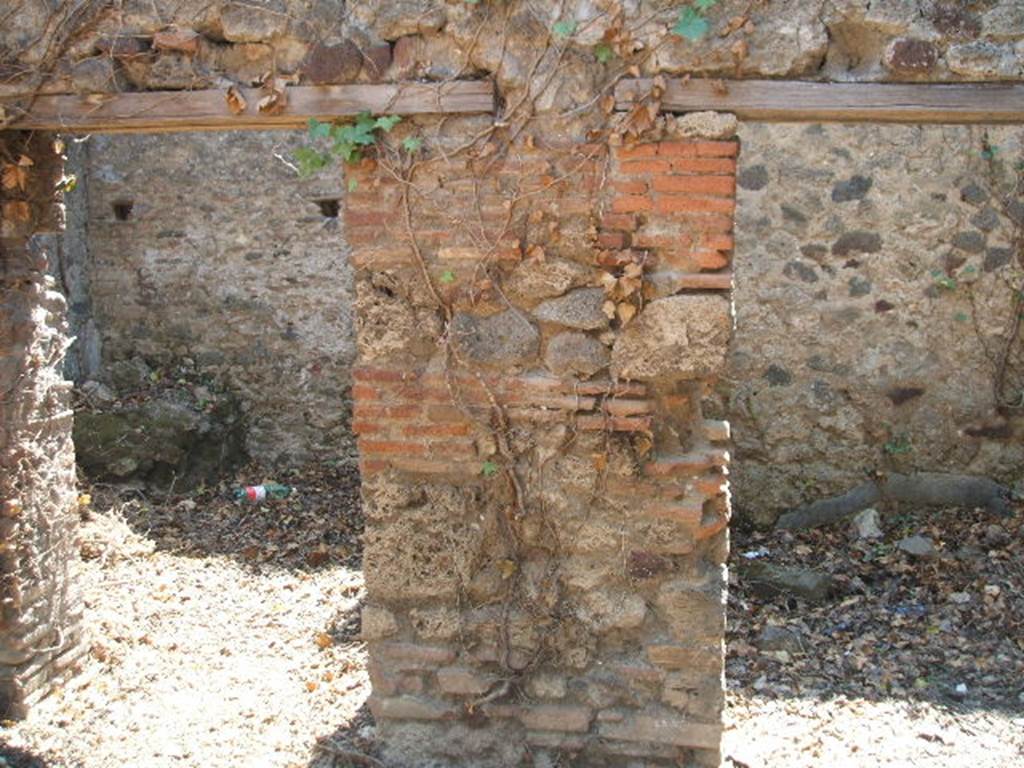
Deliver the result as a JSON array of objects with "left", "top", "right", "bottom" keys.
[
  {"left": 315, "top": 198, "right": 340, "bottom": 218},
  {"left": 112, "top": 200, "right": 133, "bottom": 221}
]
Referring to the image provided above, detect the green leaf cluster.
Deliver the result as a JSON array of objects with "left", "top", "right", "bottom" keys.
[
  {"left": 552, "top": 19, "right": 577, "bottom": 38},
  {"left": 883, "top": 435, "right": 912, "bottom": 455},
  {"left": 594, "top": 42, "right": 615, "bottom": 63},
  {"left": 673, "top": 0, "right": 717, "bottom": 42},
  {"left": 930, "top": 269, "right": 957, "bottom": 291},
  {"left": 295, "top": 112, "right": 402, "bottom": 177}
]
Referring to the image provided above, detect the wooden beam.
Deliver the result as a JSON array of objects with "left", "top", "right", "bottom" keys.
[
  {"left": 2, "top": 81, "right": 495, "bottom": 134},
  {"left": 615, "top": 79, "right": 1024, "bottom": 124}
]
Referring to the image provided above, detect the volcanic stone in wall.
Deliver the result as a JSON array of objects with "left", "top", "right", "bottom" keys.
[
  {"left": 74, "top": 364, "right": 247, "bottom": 487},
  {"left": 726, "top": 122, "right": 1024, "bottom": 526}
]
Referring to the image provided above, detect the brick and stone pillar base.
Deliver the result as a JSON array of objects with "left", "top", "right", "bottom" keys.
[
  {"left": 347, "top": 115, "right": 737, "bottom": 767},
  {"left": 0, "top": 132, "right": 83, "bottom": 717}
]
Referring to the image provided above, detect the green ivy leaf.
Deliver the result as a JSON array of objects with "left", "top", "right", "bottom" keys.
[
  {"left": 347, "top": 178, "right": 358, "bottom": 192},
  {"left": 594, "top": 42, "right": 614, "bottom": 63},
  {"left": 294, "top": 146, "right": 329, "bottom": 177},
  {"left": 308, "top": 118, "right": 331, "bottom": 139},
  {"left": 552, "top": 19, "right": 577, "bottom": 38},
  {"left": 954, "top": 311, "right": 969, "bottom": 322},
  {"left": 374, "top": 114, "right": 402, "bottom": 133},
  {"left": 403, "top": 136, "right": 423, "bottom": 153},
  {"left": 348, "top": 117, "right": 378, "bottom": 146},
  {"left": 481, "top": 460, "right": 499, "bottom": 477},
  {"left": 694, "top": 0, "right": 717, "bottom": 9},
  {"left": 439, "top": 269, "right": 456, "bottom": 284},
  {"left": 673, "top": 7, "right": 710, "bottom": 41}
]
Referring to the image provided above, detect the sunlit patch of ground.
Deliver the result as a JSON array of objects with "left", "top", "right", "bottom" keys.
[
  {"left": 1, "top": 466, "right": 373, "bottom": 768},
  {"left": 2, "top": 480, "right": 1023, "bottom": 767},
  {"left": 726, "top": 692, "right": 1024, "bottom": 767}
]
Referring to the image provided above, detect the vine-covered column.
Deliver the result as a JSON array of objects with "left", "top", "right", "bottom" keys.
[
  {"left": 0, "top": 132, "right": 82, "bottom": 717},
  {"left": 344, "top": 110, "right": 737, "bottom": 767}
]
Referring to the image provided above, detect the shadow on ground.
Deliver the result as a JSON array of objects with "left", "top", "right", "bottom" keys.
[
  {"left": 308, "top": 702, "right": 378, "bottom": 768},
  {"left": 82, "top": 460, "right": 363, "bottom": 573},
  {"left": 0, "top": 742, "right": 51, "bottom": 768},
  {"left": 727, "top": 501, "right": 1024, "bottom": 715}
]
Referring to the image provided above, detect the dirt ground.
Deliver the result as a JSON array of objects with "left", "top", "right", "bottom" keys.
[{"left": 1, "top": 466, "right": 1022, "bottom": 768}]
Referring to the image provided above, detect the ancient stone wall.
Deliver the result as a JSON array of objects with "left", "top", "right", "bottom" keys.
[
  {"left": 75, "top": 130, "right": 356, "bottom": 466},
  {"left": 347, "top": 114, "right": 736, "bottom": 766},
  {"left": 727, "top": 123, "right": 1024, "bottom": 525},
  {"left": 2, "top": 0, "right": 1024, "bottom": 748},
  {"left": 0, "top": 133, "right": 83, "bottom": 717},
  {"left": 3, "top": 1, "right": 1024, "bottom": 102}
]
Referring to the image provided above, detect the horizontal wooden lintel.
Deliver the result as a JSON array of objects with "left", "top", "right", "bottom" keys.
[
  {"left": 2, "top": 81, "right": 495, "bottom": 134},
  {"left": 616, "top": 78, "right": 1024, "bottom": 124}
]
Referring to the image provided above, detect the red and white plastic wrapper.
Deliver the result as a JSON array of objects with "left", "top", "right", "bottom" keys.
[{"left": 244, "top": 485, "right": 268, "bottom": 502}]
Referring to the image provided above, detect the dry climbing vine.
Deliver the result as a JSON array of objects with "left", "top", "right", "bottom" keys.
[
  {"left": 963, "top": 130, "right": 1024, "bottom": 412},
  {"left": 289, "top": 0, "right": 750, "bottom": 689}
]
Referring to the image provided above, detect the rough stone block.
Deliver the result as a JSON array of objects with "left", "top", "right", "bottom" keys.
[
  {"left": 671, "top": 112, "right": 738, "bottom": 140},
  {"left": 450, "top": 310, "right": 539, "bottom": 365},
  {"left": 152, "top": 27, "right": 200, "bottom": 54},
  {"left": 409, "top": 606, "right": 460, "bottom": 641},
  {"left": 655, "top": 575, "right": 727, "bottom": 641},
  {"left": 526, "top": 672, "right": 568, "bottom": 699},
  {"left": 302, "top": 40, "right": 362, "bottom": 84},
  {"left": 220, "top": 2, "right": 289, "bottom": 42},
  {"left": 577, "top": 590, "right": 647, "bottom": 633},
  {"left": 437, "top": 666, "right": 495, "bottom": 695},
  {"left": 533, "top": 288, "right": 609, "bottom": 330},
  {"left": 544, "top": 332, "right": 609, "bottom": 378},
  {"left": 486, "top": 704, "right": 593, "bottom": 733},
  {"left": 371, "top": 695, "right": 456, "bottom": 721},
  {"left": 598, "top": 712, "right": 722, "bottom": 749},
  {"left": 361, "top": 605, "right": 398, "bottom": 640},
  {"left": 646, "top": 644, "right": 723, "bottom": 671},
  {"left": 372, "top": 642, "right": 456, "bottom": 670},
  {"left": 611, "top": 295, "right": 731, "bottom": 381},
  {"left": 884, "top": 38, "right": 938, "bottom": 74}
]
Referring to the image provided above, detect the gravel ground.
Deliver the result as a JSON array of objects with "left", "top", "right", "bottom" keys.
[
  {"left": 725, "top": 500, "right": 1024, "bottom": 767},
  {"left": 1, "top": 475, "right": 1021, "bottom": 767},
  {"left": 0, "top": 464, "right": 374, "bottom": 768},
  {"left": 726, "top": 692, "right": 1023, "bottom": 767}
]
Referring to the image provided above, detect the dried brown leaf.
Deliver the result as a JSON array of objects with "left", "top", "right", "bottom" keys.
[
  {"left": 619, "top": 276, "right": 641, "bottom": 296},
  {"left": 525, "top": 244, "right": 545, "bottom": 262},
  {"left": 2, "top": 164, "right": 27, "bottom": 192},
  {"left": 225, "top": 86, "right": 247, "bottom": 115},
  {"left": 498, "top": 559, "right": 517, "bottom": 580},
  {"left": 257, "top": 84, "right": 287, "bottom": 115},
  {"left": 616, "top": 301, "right": 637, "bottom": 324},
  {"left": 3, "top": 200, "right": 30, "bottom": 222},
  {"left": 314, "top": 632, "right": 333, "bottom": 649},
  {"left": 599, "top": 271, "right": 619, "bottom": 292}
]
